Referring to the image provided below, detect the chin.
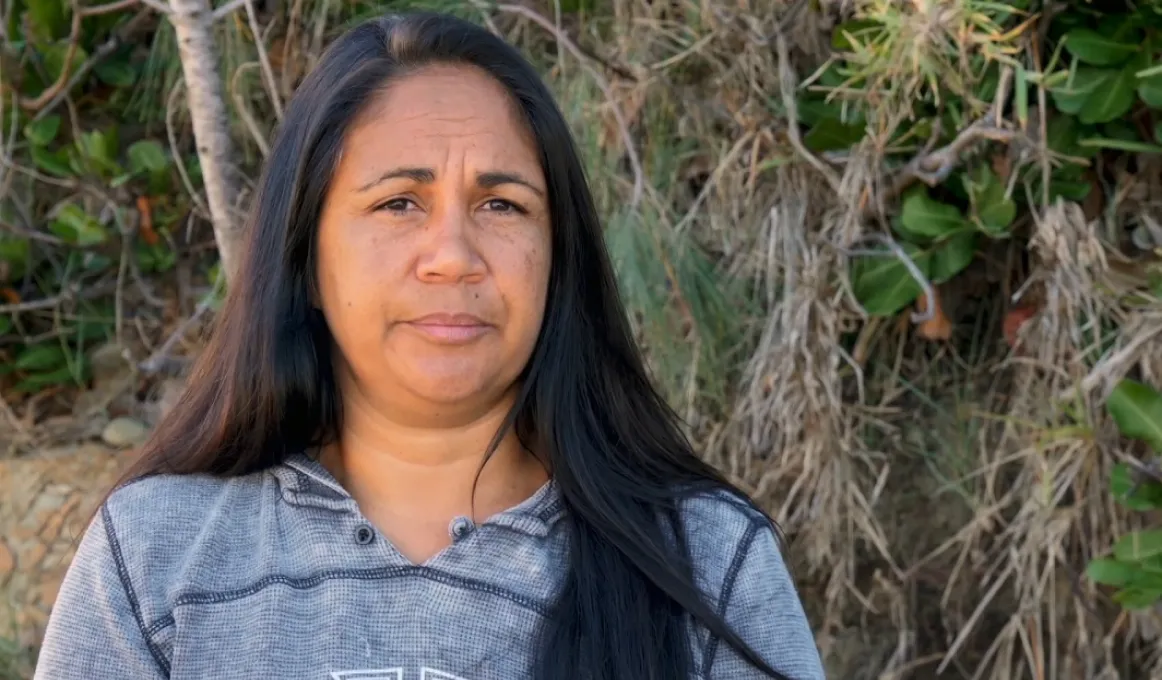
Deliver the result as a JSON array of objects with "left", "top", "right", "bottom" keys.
[{"left": 403, "top": 367, "right": 507, "bottom": 405}]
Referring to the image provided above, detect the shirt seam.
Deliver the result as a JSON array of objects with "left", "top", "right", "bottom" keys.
[
  {"left": 699, "top": 517, "right": 762, "bottom": 677},
  {"left": 172, "top": 566, "right": 552, "bottom": 617},
  {"left": 102, "top": 503, "right": 173, "bottom": 676}
]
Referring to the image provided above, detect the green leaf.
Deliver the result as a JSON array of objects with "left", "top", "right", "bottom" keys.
[
  {"left": 77, "top": 129, "right": 118, "bottom": 167},
  {"left": 1107, "top": 379, "right": 1162, "bottom": 450},
  {"left": 1156, "top": 120, "right": 1162, "bottom": 144},
  {"left": 1087, "top": 558, "right": 1138, "bottom": 586},
  {"left": 831, "top": 18, "right": 882, "bottom": 51},
  {"left": 23, "top": 115, "right": 61, "bottom": 147},
  {"left": 0, "top": 237, "right": 30, "bottom": 277},
  {"left": 42, "top": 41, "right": 88, "bottom": 86},
  {"left": 1079, "top": 67, "right": 1137, "bottom": 124},
  {"left": 1110, "top": 463, "right": 1162, "bottom": 511},
  {"left": 1115, "top": 529, "right": 1162, "bottom": 562},
  {"left": 26, "top": 0, "right": 69, "bottom": 42},
  {"left": 803, "top": 118, "right": 865, "bottom": 152},
  {"left": 929, "top": 232, "right": 977, "bottom": 284},
  {"left": 0, "top": 315, "right": 11, "bottom": 335},
  {"left": 1102, "top": 119, "right": 1140, "bottom": 143},
  {"left": 15, "top": 344, "right": 67, "bottom": 371},
  {"left": 12, "top": 365, "right": 78, "bottom": 393},
  {"left": 30, "top": 145, "right": 72, "bottom": 177},
  {"left": 1051, "top": 69, "right": 1114, "bottom": 115},
  {"left": 1113, "top": 587, "right": 1162, "bottom": 610},
  {"left": 1051, "top": 179, "right": 1094, "bottom": 202},
  {"left": 94, "top": 59, "right": 137, "bottom": 88},
  {"left": 969, "top": 167, "right": 1016, "bottom": 235},
  {"left": 1064, "top": 28, "right": 1139, "bottom": 66},
  {"left": 49, "top": 203, "right": 107, "bottom": 247},
  {"left": 850, "top": 243, "right": 929, "bottom": 316},
  {"left": 127, "top": 140, "right": 169, "bottom": 174},
  {"left": 898, "top": 188, "right": 968, "bottom": 240},
  {"left": 1046, "top": 115, "right": 1095, "bottom": 158},
  {"left": 1139, "top": 71, "right": 1162, "bottom": 108},
  {"left": 1079, "top": 137, "right": 1162, "bottom": 153},
  {"left": 81, "top": 252, "right": 113, "bottom": 272}
]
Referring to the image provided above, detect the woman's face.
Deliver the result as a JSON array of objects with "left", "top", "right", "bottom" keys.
[{"left": 315, "top": 64, "right": 551, "bottom": 423}]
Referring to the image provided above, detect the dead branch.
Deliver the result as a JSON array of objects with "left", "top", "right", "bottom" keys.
[
  {"left": 774, "top": 32, "right": 842, "bottom": 194},
  {"left": 138, "top": 279, "right": 223, "bottom": 375},
  {"left": 30, "top": 10, "right": 154, "bottom": 122},
  {"left": 20, "top": 3, "right": 82, "bottom": 111},
  {"left": 881, "top": 121, "right": 1019, "bottom": 207},
  {"left": 166, "top": 79, "right": 211, "bottom": 218},
  {"left": 244, "top": 0, "right": 284, "bottom": 119},
  {"left": 479, "top": 1, "right": 645, "bottom": 212},
  {"left": 231, "top": 64, "right": 272, "bottom": 157},
  {"left": 842, "top": 233, "right": 937, "bottom": 324},
  {"left": 168, "top": 0, "right": 244, "bottom": 281},
  {"left": 0, "top": 281, "right": 117, "bottom": 315},
  {"left": 212, "top": 0, "right": 246, "bottom": 21}
]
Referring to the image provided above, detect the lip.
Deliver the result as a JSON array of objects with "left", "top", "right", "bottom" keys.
[{"left": 404, "top": 313, "right": 492, "bottom": 344}]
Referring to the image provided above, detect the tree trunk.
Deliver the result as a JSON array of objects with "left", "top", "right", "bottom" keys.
[{"left": 167, "top": 0, "right": 244, "bottom": 282}]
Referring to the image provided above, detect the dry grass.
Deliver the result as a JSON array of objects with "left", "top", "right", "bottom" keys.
[
  {"left": 494, "top": 0, "right": 1162, "bottom": 677},
  {"left": 6, "top": 0, "right": 1162, "bottom": 677}
]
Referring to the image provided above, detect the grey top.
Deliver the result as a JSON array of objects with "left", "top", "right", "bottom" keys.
[{"left": 34, "top": 452, "right": 825, "bottom": 679}]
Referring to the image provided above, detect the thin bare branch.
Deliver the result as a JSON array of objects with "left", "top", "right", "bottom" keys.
[
  {"left": 231, "top": 63, "right": 272, "bottom": 157},
  {"left": 211, "top": 0, "right": 245, "bottom": 21},
  {"left": 20, "top": 3, "right": 82, "bottom": 110},
  {"left": 774, "top": 32, "right": 842, "bottom": 194},
  {"left": 842, "top": 233, "right": 937, "bottom": 324},
  {"left": 31, "top": 10, "right": 153, "bottom": 122},
  {"left": 244, "top": 0, "right": 284, "bottom": 119},
  {"left": 479, "top": 1, "right": 645, "bottom": 211},
  {"left": 882, "top": 120, "right": 1020, "bottom": 204},
  {"left": 166, "top": 79, "right": 211, "bottom": 218},
  {"left": 0, "top": 281, "right": 117, "bottom": 314}
]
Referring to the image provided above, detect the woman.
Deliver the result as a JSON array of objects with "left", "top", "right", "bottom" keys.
[{"left": 35, "top": 11, "right": 823, "bottom": 680}]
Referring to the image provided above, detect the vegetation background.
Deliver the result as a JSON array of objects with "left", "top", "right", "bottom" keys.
[{"left": 3, "top": 0, "right": 1162, "bottom": 678}]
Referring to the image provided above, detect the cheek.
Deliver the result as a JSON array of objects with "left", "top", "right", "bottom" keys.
[
  {"left": 316, "top": 226, "right": 391, "bottom": 331},
  {"left": 508, "top": 232, "right": 551, "bottom": 327}
]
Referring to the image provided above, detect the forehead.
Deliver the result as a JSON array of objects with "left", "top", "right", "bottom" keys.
[{"left": 337, "top": 64, "right": 541, "bottom": 180}]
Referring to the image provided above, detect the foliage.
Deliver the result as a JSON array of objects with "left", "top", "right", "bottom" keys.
[
  {"left": 1089, "top": 379, "right": 1162, "bottom": 610},
  {"left": 809, "top": 1, "right": 1162, "bottom": 318},
  {"left": 0, "top": 0, "right": 233, "bottom": 394}
]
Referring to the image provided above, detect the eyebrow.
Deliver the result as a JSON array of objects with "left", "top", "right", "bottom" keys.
[{"left": 355, "top": 167, "right": 544, "bottom": 196}]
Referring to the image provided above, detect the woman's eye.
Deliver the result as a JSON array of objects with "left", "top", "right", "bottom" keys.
[
  {"left": 483, "top": 199, "right": 521, "bottom": 213},
  {"left": 378, "top": 198, "right": 416, "bottom": 213}
]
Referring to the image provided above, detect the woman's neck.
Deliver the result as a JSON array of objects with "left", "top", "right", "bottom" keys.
[{"left": 319, "top": 381, "right": 548, "bottom": 527}]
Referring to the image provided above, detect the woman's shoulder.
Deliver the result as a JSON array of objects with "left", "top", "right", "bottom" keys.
[
  {"left": 101, "top": 463, "right": 275, "bottom": 543},
  {"left": 88, "top": 462, "right": 291, "bottom": 606},
  {"left": 675, "top": 487, "right": 787, "bottom": 602}
]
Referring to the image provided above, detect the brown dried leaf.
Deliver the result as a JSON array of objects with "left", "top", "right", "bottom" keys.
[{"left": 916, "top": 291, "right": 952, "bottom": 341}]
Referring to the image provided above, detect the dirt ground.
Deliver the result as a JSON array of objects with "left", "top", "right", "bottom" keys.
[{"left": 0, "top": 443, "right": 129, "bottom": 653}]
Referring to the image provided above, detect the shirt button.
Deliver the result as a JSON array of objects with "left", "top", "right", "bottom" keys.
[
  {"left": 449, "top": 516, "right": 475, "bottom": 541},
  {"left": 354, "top": 524, "right": 375, "bottom": 545}
]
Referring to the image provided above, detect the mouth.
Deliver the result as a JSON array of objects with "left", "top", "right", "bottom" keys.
[{"left": 404, "top": 313, "right": 493, "bottom": 344}]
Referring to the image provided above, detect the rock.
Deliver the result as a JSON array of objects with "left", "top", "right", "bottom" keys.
[
  {"left": 88, "top": 342, "right": 128, "bottom": 388},
  {"left": 101, "top": 417, "right": 150, "bottom": 448},
  {"left": 0, "top": 443, "right": 126, "bottom": 650}
]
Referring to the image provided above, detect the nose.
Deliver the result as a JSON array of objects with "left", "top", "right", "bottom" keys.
[{"left": 416, "top": 203, "right": 486, "bottom": 283}]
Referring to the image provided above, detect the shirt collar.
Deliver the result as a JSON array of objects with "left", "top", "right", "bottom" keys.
[{"left": 273, "top": 450, "right": 565, "bottom": 537}]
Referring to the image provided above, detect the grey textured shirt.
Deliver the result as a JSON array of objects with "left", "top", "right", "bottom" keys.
[{"left": 34, "top": 453, "right": 824, "bottom": 679}]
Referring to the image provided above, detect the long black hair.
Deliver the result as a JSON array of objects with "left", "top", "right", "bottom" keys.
[{"left": 118, "top": 11, "right": 790, "bottom": 680}]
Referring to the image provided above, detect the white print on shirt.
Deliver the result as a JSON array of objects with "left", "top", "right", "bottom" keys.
[{"left": 330, "top": 668, "right": 468, "bottom": 680}]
